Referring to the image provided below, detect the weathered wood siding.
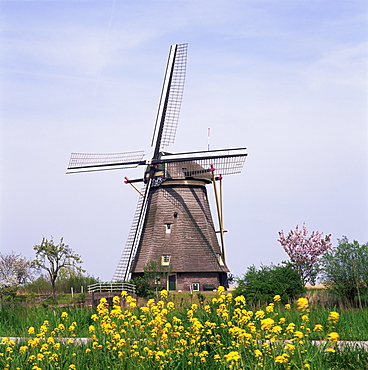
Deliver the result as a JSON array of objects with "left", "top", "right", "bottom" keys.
[{"left": 130, "top": 180, "right": 228, "bottom": 275}]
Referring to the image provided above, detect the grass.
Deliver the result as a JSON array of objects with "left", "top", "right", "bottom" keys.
[
  {"left": 1, "top": 290, "right": 367, "bottom": 369},
  {"left": 0, "top": 305, "right": 93, "bottom": 337}
]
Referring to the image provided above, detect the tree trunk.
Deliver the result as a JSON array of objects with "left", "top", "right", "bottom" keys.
[{"left": 51, "top": 277, "right": 57, "bottom": 304}]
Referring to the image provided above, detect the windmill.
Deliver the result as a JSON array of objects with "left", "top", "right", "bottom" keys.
[{"left": 67, "top": 43, "right": 247, "bottom": 291}]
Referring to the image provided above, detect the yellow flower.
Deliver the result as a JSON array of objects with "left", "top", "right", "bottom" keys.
[
  {"left": 327, "top": 332, "right": 340, "bottom": 341},
  {"left": 254, "top": 349, "right": 262, "bottom": 358},
  {"left": 294, "top": 331, "right": 304, "bottom": 339},
  {"left": 224, "top": 351, "right": 241, "bottom": 362},
  {"left": 313, "top": 324, "right": 323, "bottom": 331},
  {"left": 217, "top": 286, "right": 225, "bottom": 294},
  {"left": 271, "top": 325, "right": 282, "bottom": 334},
  {"left": 286, "top": 323, "right": 295, "bottom": 333},
  {"left": 326, "top": 347, "right": 336, "bottom": 353},
  {"left": 255, "top": 310, "right": 265, "bottom": 319},
  {"left": 261, "top": 318, "right": 275, "bottom": 330},
  {"left": 273, "top": 295, "right": 281, "bottom": 302},
  {"left": 284, "top": 343, "right": 295, "bottom": 353},
  {"left": 61, "top": 312, "right": 68, "bottom": 319},
  {"left": 37, "top": 353, "right": 44, "bottom": 361},
  {"left": 296, "top": 298, "right": 309, "bottom": 312},
  {"left": 235, "top": 295, "right": 246, "bottom": 305},
  {"left": 140, "top": 306, "right": 150, "bottom": 313},
  {"left": 47, "top": 337, "right": 55, "bottom": 344},
  {"left": 28, "top": 327, "right": 35, "bottom": 335},
  {"left": 160, "top": 289, "right": 168, "bottom": 299},
  {"left": 88, "top": 325, "right": 96, "bottom": 333},
  {"left": 274, "top": 353, "right": 289, "bottom": 363},
  {"left": 284, "top": 304, "right": 291, "bottom": 310},
  {"left": 113, "top": 296, "right": 120, "bottom": 304},
  {"left": 19, "top": 346, "right": 28, "bottom": 354},
  {"left": 328, "top": 311, "right": 340, "bottom": 324}
]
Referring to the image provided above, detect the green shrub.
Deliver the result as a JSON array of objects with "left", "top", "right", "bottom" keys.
[
  {"left": 320, "top": 236, "right": 368, "bottom": 307},
  {"left": 234, "top": 262, "right": 305, "bottom": 304},
  {"left": 132, "top": 276, "right": 155, "bottom": 299},
  {"left": 23, "top": 271, "right": 100, "bottom": 295}
]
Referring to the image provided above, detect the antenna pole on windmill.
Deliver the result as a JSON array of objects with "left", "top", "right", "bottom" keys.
[
  {"left": 66, "top": 43, "right": 248, "bottom": 288},
  {"left": 207, "top": 128, "right": 210, "bottom": 151}
]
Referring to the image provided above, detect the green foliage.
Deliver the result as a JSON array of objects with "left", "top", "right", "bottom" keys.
[
  {"left": 132, "top": 276, "right": 155, "bottom": 299},
  {"left": 320, "top": 236, "right": 368, "bottom": 307},
  {"left": 234, "top": 262, "right": 305, "bottom": 304},
  {"left": 23, "top": 276, "right": 51, "bottom": 294},
  {"left": 55, "top": 267, "right": 99, "bottom": 294},
  {"left": 0, "top": 285, "right": 18, "bottom": 302},
  {"left": 143, "top": 259, "right": 171, "bottom": 287},
  {"left": 131, "top": 259, "right": 172, "bottom": 298},
  {"left": 24, "top": 270, "right": 99, "bottom": 296}
]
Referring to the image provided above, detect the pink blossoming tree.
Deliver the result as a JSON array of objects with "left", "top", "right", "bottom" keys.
[{"left": 278, "top": 223, "right": 333, "bottom": 285}]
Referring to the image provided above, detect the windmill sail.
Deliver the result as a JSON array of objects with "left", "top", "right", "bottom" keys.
[
  {"left": 66, "top": 151, "right": 145, "bottom": 173},
  {"left": 160, "top": 148, "right": 247, "bottom": 176},
  {"left": 151, "top": 43, "right": 188, "bottom": 157},
  {"left": 67, "top": 43, "right": 248, "bottom": 290},
  {"left": 112, "top": 181, "right": 150, "bottom": 281}
]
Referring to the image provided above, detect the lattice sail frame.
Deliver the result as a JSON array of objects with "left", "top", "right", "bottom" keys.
[
  {"left": 159, "top": 43, "right": 188, "bottom": 150},
  {"left": 161, "top": 148, "right": 247, "bottom": 179},
  {"left": 67, "top": 151, "right": 145, "bottom": 173},
  {"left": 66, "top": 43, "right": 248, "bottom": 282},
  {"left": 151, "top": 43, "right": 188, "bottom": 156}
]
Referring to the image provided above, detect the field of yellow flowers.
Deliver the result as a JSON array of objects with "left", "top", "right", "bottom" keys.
[{"left": 0, "top": 287, "right": 363, "bottom": 370}]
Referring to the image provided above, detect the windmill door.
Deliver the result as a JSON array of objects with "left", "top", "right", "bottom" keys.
[{"left": 168, "top": 274, "right": 176, "bottom": 291}]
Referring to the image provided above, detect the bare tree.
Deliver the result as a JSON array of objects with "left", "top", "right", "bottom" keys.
[{"left": 33, "top": 237, "right": 82, "bottom": 303}]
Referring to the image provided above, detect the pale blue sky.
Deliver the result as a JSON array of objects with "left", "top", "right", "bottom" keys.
[{"left": 1, "top": 1, "right": 367, "bottom": 281}]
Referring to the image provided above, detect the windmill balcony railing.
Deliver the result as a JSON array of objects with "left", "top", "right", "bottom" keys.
[{"left": 87, "top": 282, "right": 136, "bottom": 294}]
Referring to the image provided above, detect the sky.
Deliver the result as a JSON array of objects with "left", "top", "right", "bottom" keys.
[{"left": 1, "top": 1, "right": 367, "bottom": 282}]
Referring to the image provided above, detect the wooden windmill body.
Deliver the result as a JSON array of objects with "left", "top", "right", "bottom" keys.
[{"left": 67, "top": 44, "right": 247, "bottom": 291}]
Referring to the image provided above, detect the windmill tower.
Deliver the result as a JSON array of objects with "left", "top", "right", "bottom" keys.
[{"left": 67, "top": 43, "right": 247, "bottom": 291}]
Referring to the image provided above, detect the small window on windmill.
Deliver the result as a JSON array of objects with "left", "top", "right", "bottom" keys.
[
  {"left": 161, "top": 254, "right": 171, "bottom": 266},
  {"left": 217, "top": 254, "right": 225, "bottom": 266},
  {"left": 165, "top": 223, "right": 172, "bottom": 234},
  {"left": 192, "top": 283, "right": 200, "bottom": 291}
]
